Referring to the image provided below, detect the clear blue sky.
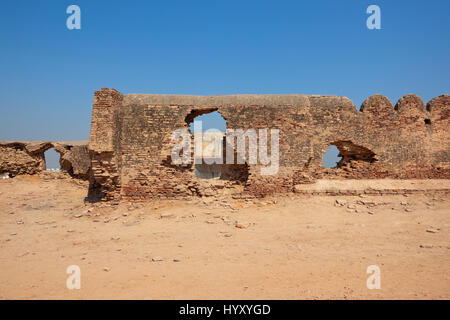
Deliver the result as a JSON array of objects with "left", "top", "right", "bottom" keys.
[{"left": 1, "top": 0, "right": 449, "bottom": 167}]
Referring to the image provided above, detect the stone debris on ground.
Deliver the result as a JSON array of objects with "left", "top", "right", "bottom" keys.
[
  {"left": 235, "top": 221, "right": 251, "bottom": 229},
  {"left": 335, "top": 199, "right": 347, "bottom": 206},
  {"left": 152, "top": 256, "right": 163, "bottom": 262}
]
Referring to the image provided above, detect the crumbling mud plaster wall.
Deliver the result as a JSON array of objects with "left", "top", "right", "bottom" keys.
[
  {"left": 0, "top": 141, "right": 90, "bottom": 179},
  {"left": 88, "top": 88, "right": 449, "bottom": 201}
]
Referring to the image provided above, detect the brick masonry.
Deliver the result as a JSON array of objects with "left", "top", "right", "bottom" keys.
[
  {"left": 0, "top": 141, "right": 90, "bottom": 179},
  {"left": 87, "top": 88, "right": 449, "bottom": 202}
]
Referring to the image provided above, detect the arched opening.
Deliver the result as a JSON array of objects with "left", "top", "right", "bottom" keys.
[
  {"left": 182, "top": 109, "right": 249, "bottom": 183},
  {"left": 323, "top": 145, "right": 341, "bottom": 168},
  {"left": 189, "top": 111, "right": 226, "bottom": 179},
  {"left": 44, "top": 148, "right": 60, "bottom": 171}
]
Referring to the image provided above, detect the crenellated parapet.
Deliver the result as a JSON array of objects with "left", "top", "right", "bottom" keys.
[{"left": 360, "top": 94, "right": 450, "bottom": 124}]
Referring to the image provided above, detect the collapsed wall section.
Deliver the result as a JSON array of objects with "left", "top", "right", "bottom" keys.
[{"left": 0, "top": 140, "right": 90, "bottom": 178}]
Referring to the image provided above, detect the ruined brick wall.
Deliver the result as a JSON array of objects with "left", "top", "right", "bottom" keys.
[
  {"left": 0, "top": 141, "right": 90, "bottom": 179},
  {"left": 87, "top": 88, "right": 449, "bottom": 202},
  {"left": 0, "top": 142, "right": 44, "bottom": 176},
  {"left": 87, "top": 89, "right": 123, "bottom": 201},
  {"left": 58, "top": 144, "right": 91, "bottom": 178}
]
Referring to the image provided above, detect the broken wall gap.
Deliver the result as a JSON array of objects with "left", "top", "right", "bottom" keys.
[
  {"left": 44, "top": 148, "right": 61, "bottom": 171},
  {"left": 323, "top": 140, "right": 377, "bottom": 169},
  {"left": 188, "top": 110, "right": 226, "bottom": 180},
  {"left": 322, "top": 145, "right": 341, "bottom": 168}
]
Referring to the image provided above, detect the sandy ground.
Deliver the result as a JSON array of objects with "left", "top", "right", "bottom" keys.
[{"left": 0, "top": 174, "right": 449, "bottom": 300}]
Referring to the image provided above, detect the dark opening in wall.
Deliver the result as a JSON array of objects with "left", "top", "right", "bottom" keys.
[
  {"left": 220, "top": 149, "right": 250, "bottom": 182},
  {"left": 425, "top": 119, "right": 431, "bottom": 125},
  {"left": 44, "top": 148, "right": 60, "bottom": 171},
  {"left": 194, "top": 164, "right": 222, "bottom": 179}
]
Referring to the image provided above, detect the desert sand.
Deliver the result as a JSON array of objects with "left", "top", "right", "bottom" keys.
[{"left": 0, "top": 173, "right": 449, "bottom": 299}]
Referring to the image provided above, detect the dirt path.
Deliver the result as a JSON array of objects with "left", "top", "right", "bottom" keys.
[{"left": 0, "top": 175, "right": 449, "bottom": 299}]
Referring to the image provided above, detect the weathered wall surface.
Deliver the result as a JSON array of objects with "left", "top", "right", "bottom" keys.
[
  {"left": 88, "top": 88, "right": 449, "bottom": 202},
  {"left": 0, "top": 141, "right": 90, "bottom": 179}
]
